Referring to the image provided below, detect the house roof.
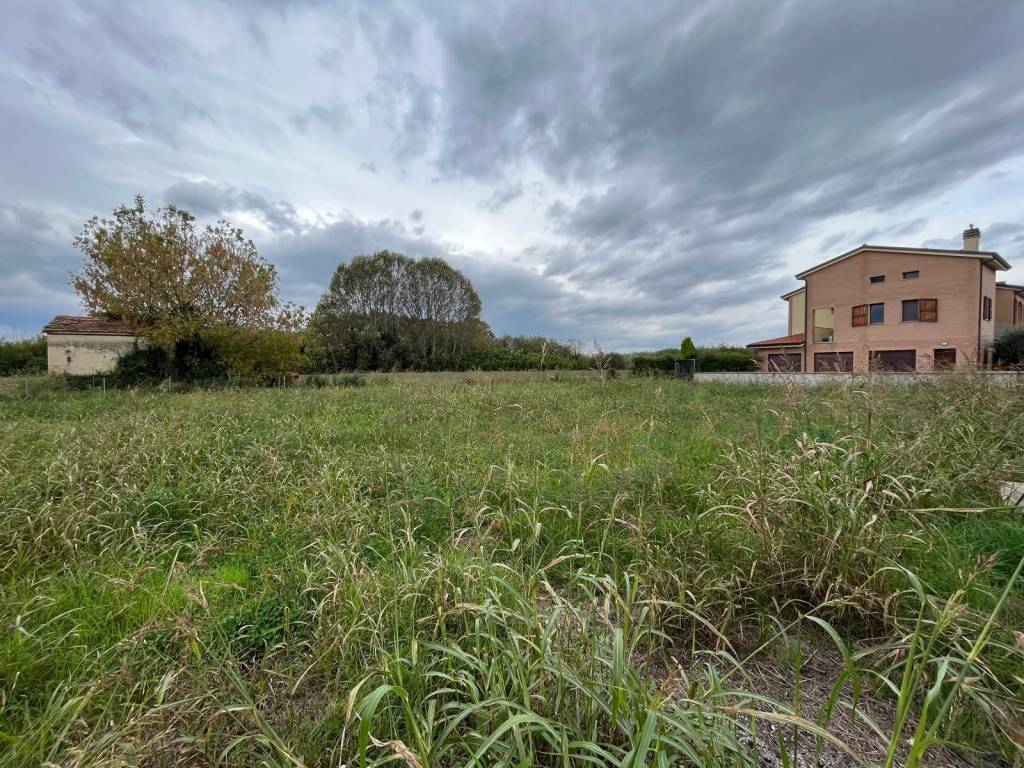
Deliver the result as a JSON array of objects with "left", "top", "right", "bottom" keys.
[
  {"left": 747, "top": 332, "right": 805, "bottom": 348},
  {"left": 43, "top": 315, "right": 146, "bottom": 337},
  {"left": 780, "top": 286, "right": 805, "bottom": 300},
  {"left": 795, "top": 245, "right": 1010, "bottom": 279},
  {"left": 997, "top": 281, "right": 1024, "bottom": 294}
]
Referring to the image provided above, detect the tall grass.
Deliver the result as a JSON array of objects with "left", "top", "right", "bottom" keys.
[{"left": 0, "top": 375, "right": 1021, "bottom": 765}]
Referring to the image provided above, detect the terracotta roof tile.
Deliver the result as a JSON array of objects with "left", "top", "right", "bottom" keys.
[
  {"left": 43, "top": 315, "right": 146, "bottom": 336},
  {"left": 747, "top": 332, "right": 805, "bottom": 348}
]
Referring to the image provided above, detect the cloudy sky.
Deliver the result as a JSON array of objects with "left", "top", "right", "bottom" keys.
[{"left": 3, "top": 1, "right": 1024, "bottom": 349}]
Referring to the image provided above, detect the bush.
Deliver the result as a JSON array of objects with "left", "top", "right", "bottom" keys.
[
  {"left": 632, "top": 346, "right": 759, "bottom": 375},
  {"left": 631, "top": 349, "right": 678, "bottom": 376},
  {"left": 0, "top": 337, "right": 47, "bottom": 375},
  {"left": 695, "top": 346, "right": 759, "bottom": 372},
  {"left": 110, "top": 346, "right": 172, "bottom": 385},
  {"left": 994, "top": 326, "right": 1024, "bottom": 366}
]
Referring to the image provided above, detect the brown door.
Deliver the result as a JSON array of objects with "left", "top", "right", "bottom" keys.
[
  {"left": 870, "top": 350, "right": 916, "bottom": 372},
  {"left": 933, "top": 348, "right": 956, "bottom": 370},
  {"left": 767, "top": 353, "right": 801, "bottom": 372},
  {"left": 814, "top": 351, "right": 853, "bottom": 372}
]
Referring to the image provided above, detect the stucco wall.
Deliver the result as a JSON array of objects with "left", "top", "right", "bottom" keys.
[
  {"left": 996, "top": 286, "right": 1024, "bottom": 329},
  {"left": 695, "top": 371, "right": 1023, "bottom": 386},
  {"left": 787, "top": 290, "right": 805, "bottom": 335},
  {"left": 47, "top": 334, "right": 144, "bottom": 375},
  {"left": 802, "top": 250, "right": 999, "bottom": 372}
]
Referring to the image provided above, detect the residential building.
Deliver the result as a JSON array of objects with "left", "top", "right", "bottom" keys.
[
  {"left": 43, "top": 315, "right": 146, "bottom": 375},
  {"left": 748, "top": 227, "right": 1011, "bottom": 372},
  {"left": 995, "top": 281, "right": 1024, "bottom": 337}
]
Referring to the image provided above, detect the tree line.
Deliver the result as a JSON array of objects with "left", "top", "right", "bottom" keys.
[{"left": 5, "top": 196, "right": 769, "bottom": 383}]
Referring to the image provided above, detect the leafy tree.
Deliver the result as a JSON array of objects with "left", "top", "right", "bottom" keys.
[
  {"left": 71, "top": 196, "right": 303, "bottom": 380},
  {"left": 679, "top": 336, "right": 697, "bottom": 359},
  {"left": 994, "top": 327, "right": 1024, "bottom": 366},
  {"left": 308, "top": 251, "right": 490, "bottom": 371}
]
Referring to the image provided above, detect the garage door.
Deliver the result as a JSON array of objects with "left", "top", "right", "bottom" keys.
[
  {"left": 814, "top": 352, "right": 853, "bottom": 372},
  {"left": 870, "top": 350, "right": 916, "bottom": 372},
  {"left": 767, "top": 353, "right": 801, "bottom": 372}
]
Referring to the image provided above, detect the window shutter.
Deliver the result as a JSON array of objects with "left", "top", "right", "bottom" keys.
[
  {"left": 852, "top": 304, "right": 868, "bottom": 327},
  {"left": 919, "top": 298, "right": 937, "bottom": 322}
]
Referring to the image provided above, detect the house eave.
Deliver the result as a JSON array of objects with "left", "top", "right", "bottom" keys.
[{"left": 795, "top": 245, "right": 1009, "bottom": 279}]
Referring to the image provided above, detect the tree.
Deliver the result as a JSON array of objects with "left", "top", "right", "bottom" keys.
[
  {"left": 679, "top": 336, "right": 697, "bottom": 359},
  {"left": 72, "top": 196, "right": 303, "bottom": 380},
  {"left": 994, "top": 327, "right": 1024, "bottom": 366},
  {"left": 308, "top": 251, "right": 490, "bottom": 371}
]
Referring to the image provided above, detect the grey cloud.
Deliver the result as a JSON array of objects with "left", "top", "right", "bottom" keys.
[
  {"left": 3, "top": 1, "right": 1023, "bottom": 349},
  {"left": 164, "top": 180, "right": 301, "bottom": 234},
  {"left": 410, "top": 209, "right": 423, "bottom": 222},
  {"left": 923, "top": 219, "right": 1024, "bottom": 255},
  {"left": 395, "top": 1, "right": 1024, "bottom": 305},
  {"left": 12, "top": 4, "right": 214, "bottom": 144},
  {"left": 290, "top": 102, "right": 349, "bottom": 134},
  {"left": 0, "top": 203, "right": 81, "bottom": 335},
  {"left": 480, "top": 182, "right": 524, "bottom": 213}
]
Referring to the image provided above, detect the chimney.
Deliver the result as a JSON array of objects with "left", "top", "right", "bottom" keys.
[{"left": 962, "top": 224, "right": 981, "bottom": 251}]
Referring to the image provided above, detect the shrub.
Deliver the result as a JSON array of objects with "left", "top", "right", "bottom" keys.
[
  {"left": 994, "top": 326, "right": 1024, "bottom": 366},
  {"left": 0, "top": 337, "right": 47, "bottom": 375},
  {"left": 631, "top": 350, "right": 678, "bottom": 376},
  {"left": 695, "top": 346, "right": 759, "bottom": 372}
]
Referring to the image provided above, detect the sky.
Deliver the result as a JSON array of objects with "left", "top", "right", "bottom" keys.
[{"left": 3, "top": 1, "right": 1024, "bottom": 349}]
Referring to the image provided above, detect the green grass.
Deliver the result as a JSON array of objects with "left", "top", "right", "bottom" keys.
[{"left": 0, "top": 373, "right": 1022, "bottom": 766}]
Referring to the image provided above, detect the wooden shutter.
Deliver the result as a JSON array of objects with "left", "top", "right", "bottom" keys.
[
  {"left": 852, "top": 304, "right": 868, "bottom": 327},
  {"left": 919, "top": 298, "right": 937, "bottom": 322}
]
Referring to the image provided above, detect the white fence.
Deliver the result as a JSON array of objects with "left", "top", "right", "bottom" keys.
[{"left": 693, "top": 371, "right": 1024, "bottom": 386}]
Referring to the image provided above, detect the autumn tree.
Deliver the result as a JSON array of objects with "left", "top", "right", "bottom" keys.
[
  {"left": 308, "top": 251, "right": 490, "bottom": 370},
  {"left": 72, "top": 196, "right": 303, "bottom": 380}
]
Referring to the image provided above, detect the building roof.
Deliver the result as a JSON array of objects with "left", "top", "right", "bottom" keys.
[
  {"left": 43, "top": 315, "right": 146, "bottom": 336},
  {"left": 780, "top": 286, "right": 805, "bottom": 300},
  {"left": 997, "top": 281, "right": 1024, "bottom": 293},
  {"left": 747, "top": 332, "right": 805, "bottom": 348},
  {"left": 795, "top": 245, "right": 1010, "bottom": 279}
]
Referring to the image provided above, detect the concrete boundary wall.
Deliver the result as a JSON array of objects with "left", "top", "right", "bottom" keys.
[{"left": 694, "top": 371, "right": 1024, "bottom": 386}]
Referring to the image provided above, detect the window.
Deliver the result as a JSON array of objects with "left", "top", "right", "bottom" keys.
[
  {"left": 869, "top": 303, "right": 885, "bottom": 324},
  {"left": 919, "top": 298, "right": 937, "bottom": 322},
  {"left": 933, "top": 348, "right": 956, "bottom": 370},
  {"left": 812, "top": 307, "right": 834, "bottom": 343},
  {"left": 852, "top": 304, "right": 868, "bottom": 327},
  {"left": 982, "top": 296, "right": 992, "bottom": 321},
  {"left": 869, "top": 275, "right": 885, "bottom": 284},
  {"left": 902, "top": 299, "right": 918, "bottom": 322},
  {"left": 902, "top": 270, "right": 919, "bottom": 280}
]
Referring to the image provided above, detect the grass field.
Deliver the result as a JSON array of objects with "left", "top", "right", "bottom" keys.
[{"left": 1, "top": 374, "right": 1023, "bottom": 767}]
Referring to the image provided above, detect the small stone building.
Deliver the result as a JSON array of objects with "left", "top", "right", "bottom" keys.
[{"left": 43, "top": 316, "right": 146, "bottom": 375}]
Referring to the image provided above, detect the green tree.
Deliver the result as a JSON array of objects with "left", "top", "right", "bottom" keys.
[
  {"left": 679, "top": 336, "right": 697, "bottom": 359},
  {"left": 308, "top": 251, "right": 490, "bottom": 371}
]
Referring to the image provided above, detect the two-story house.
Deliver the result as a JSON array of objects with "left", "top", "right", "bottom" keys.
[
  {"left": 748, "top": 226, "right": 1012, "bottom": 372},
  {"left": 995, "top": 281, "right": 1024, "bottom": 338}
]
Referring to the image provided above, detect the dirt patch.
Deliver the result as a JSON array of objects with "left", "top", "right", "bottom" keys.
[{"left": 656, "top": 638, "right": 975, "bottom": 768}]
